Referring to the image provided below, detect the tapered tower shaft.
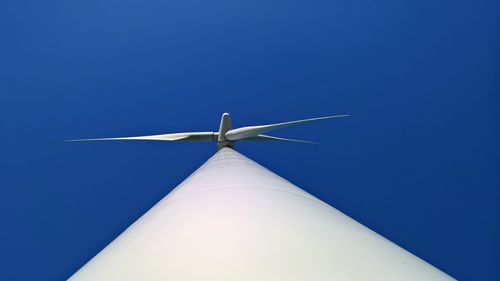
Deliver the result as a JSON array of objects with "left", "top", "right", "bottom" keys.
[{"left": 69, "top": 148, "right": 454, "bottom": 281}]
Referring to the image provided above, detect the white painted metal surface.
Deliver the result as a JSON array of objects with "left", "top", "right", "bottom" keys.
[{"left": 69, "top": 148, "right": 455, "bottom": 280}]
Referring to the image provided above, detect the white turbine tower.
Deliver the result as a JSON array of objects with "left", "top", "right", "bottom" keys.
[{"left": 68, "top": 113, "right": 455, "bottom": 281}]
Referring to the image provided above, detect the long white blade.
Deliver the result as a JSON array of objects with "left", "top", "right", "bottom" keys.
[
  {"left": 67, "top": 132, "right": 215, "bottom": 142},
  {"left": 242, "top": 134, "right": 318, "bottom": 144},
  {"left": 225, "top": 115, "right": 349, "bottom": 141}
]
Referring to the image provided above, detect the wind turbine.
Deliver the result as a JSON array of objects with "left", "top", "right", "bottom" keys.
[
  {"left": 67, "top": 113, "right": 347, "bottom": 149},
  {"left": 68, "top": 113, "right": 455, "bottom": 281}
]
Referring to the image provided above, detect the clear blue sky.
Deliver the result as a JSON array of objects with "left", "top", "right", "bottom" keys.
[{"left": 0, "top": 0, "right": 498, "bottom": 280}]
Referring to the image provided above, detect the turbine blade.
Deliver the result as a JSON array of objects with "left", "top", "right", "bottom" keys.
[
  {"left": 67, "top": 132, "right": 216, "bottom": 142},
  {"left": 225, "top": 115, "right": 349, "bottom": 141},
  {"left": 242, "top": 134, "right": 318, "bottom": 144}
]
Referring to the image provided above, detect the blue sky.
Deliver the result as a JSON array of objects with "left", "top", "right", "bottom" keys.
[{"left": 0, "top": 0, "right": 498, "bottom": 280}]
